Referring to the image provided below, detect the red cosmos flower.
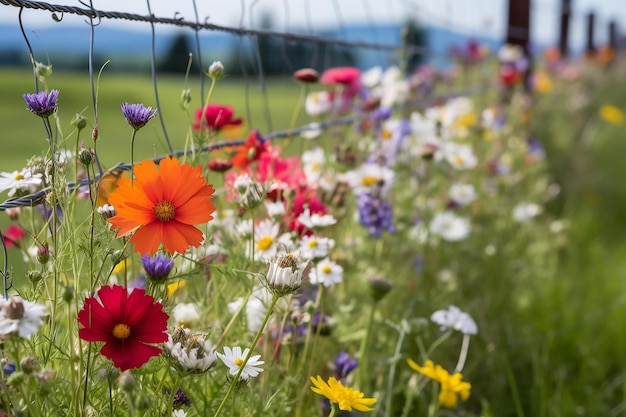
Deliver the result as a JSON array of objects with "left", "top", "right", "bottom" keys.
[
  {"left": 77, "top": 285, "right": 169, "bottom": 371},
  {"left": 193, "top": 104, "right": 243, "bottom": 132},
  {"left": 231, "top": 130, "right": 270, "bottom": 169},
  {"left": 320, "top": 67, "right": 361, "bottom": 85}
]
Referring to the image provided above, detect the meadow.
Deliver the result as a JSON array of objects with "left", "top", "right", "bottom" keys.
[{"left": 0, "top": 52, "right": 626, "bottom": 417}]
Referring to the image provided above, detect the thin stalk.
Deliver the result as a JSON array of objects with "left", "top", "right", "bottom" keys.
[
  {"left": 130, "top": 129, "right": 138, "bottom": 186},
  {"left": 212, "top": 293, "right": 280, "bottom": 417},
  {"left": 356, "top": 299, "right": 378, "bottom": 392},
  {"left": 454, "top": 334, "right": 471, "bottom": 374},
  {"left": 385, "top": 322, "right": 407, "bottom": 417}
]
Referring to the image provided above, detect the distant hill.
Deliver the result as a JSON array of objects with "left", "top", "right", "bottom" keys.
[{"left": 0, "top": 21, "right": 503, "bottom": 71}]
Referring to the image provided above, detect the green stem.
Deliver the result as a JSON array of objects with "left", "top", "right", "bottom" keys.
[
  {"left": 385, "top": 322, "right": 407, "bottom": 417},
  {"left": 356, "top": 299, "right": 379, "bottom": 392},
  {"left": 212, "top": 293, "right": 280, "bottom": 417},
  {"left": 130, "top": 129, "right": 137, "bottom": 186},
  {"left": 327, "top": 403, "right": 339, "bottom": 417}
]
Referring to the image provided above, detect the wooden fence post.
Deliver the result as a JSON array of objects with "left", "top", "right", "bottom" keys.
[
  {"left": 585, "top": 12, "right": 596, "bottom": 56},
  {"left": 559, "top": 0, "right": 571, "bottom": 58},
  {"left": 506, "top": 0, "right": 532, "bottom": 92}
]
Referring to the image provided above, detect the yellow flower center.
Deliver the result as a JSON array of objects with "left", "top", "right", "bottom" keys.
[
  {"left": 453, "top": 156, "right": 464, "bottom": 166},
  {"left": 234, "top": 358, "right": 244, "bottom": 366},
  {"left": 381, "top": 129, "right": 393, "bottom": 139},
  {"left": 14, "top": 173, "right": 24, "bottom": 180},
  {"left": 153, "top": 201, "right": 176, "bottom": 222},
  {"left": 322, "top": 265, "right": 332, "bottom": 274},
  {"left": 112, "top": 323, "right": 131, "bottom": 339},
  {"left": 362, "top": 176, "right": 380, "bottom": 187},
  {"left": 257, "top": 236, "right": 274, "bottom": 251},
  {"left": 308, "top": 239, "right": 318, "bottom": 248},
  {"left": 311, "top": 162, "right": 321, "bottom": 171}
]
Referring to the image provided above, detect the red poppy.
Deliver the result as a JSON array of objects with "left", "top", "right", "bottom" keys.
[
  {"left": 231, "top": 130, "right": 270, "bottom": 169},
  {"left": 108, "top": 156, "right": 216, "bottom": 255},
  {"left": 77, "top": 285, "right": 169, "bottom": 371},
  {"left": 193, "top": 104, "right": 242, "bottom": 132}
]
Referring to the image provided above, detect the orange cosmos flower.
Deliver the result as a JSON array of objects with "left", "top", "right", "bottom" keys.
[{"left": 108, "top": 156, "right": 215, "bottom": 255}]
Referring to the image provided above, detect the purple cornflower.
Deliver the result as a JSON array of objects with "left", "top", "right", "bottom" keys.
[
  {"left": 166, "top": 388, "right": 192, "bottom": 409},
  {"left": 121, "top": 102, "right": 157, "bottom": 130},
  {"left": 141, "top": 254, "right": 174, "bottom": 282},
  {"left": 334, "top": 352, "right": 358, "bottom": 379},
  {"left": 23, "top": 90, "right": 59, "bottom": 118},
  {"left": 2, "top": 362, "right": 16, "bottom": 376},
  {"left": 356, "top": 192, "right": 395, "bottom": 237}
]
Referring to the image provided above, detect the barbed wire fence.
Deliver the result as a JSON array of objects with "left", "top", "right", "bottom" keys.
[{"left": 0, "top": 0, "right": 620, "bottom": 298}]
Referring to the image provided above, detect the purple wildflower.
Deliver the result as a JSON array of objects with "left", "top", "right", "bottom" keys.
[
  {"left": 166, "top": 388, "right": 192, "bottom": 409},
  {"left": 141, "top": 254, "right": 174, "bottom": 282},
  {"left": 121, "top": 103, "right": 157, "bottom": 130},
  {"left": 23, "top": 90, "right": 59, "bottom": 118},
  {"left": 334, "top": 352, "right": 358, "bottom": 379},
  {"left": 356, "top": 192, "right": 395, "bottom": 237}
]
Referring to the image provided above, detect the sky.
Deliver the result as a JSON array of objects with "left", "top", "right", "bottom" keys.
[{"left": 1, "top": 0, "right": 624, "bottom": 49}]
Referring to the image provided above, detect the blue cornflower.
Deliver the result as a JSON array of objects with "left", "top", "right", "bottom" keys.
[
  {"left": 141, "top": 254, "right": 174, "bottom": 282},
  {"left": 121, "top": 102, "right": 157, "bottom": 130},
  {"left": 23, "top": 90, "right": 59, "bottom": 118},
  {"left": 3, "top": 362, "right": 16, "bottom": 376},
  {"left": 356, "top": 191, "right": 395, "bottom": 237},
  {"left": 334, "top": 352, "right": 358, "bottom": 379}
]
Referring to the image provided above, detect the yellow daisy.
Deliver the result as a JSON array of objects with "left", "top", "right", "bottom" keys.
[
  {"left": 407, "top": 359, "right": 471, "bottom": 408},
  {"left": 310, "top": 375, "right": 377, "bottom": 412}
]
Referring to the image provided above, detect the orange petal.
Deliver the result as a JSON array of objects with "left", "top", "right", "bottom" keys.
[
  {"left": 129, "top": 222, "right": 163, "bottom": 255},
  {"left": 161, "top": 222, "right": 205, "bottom": 254},
  {"left": 175, "top": 194, "right": 215, "bottom": 225}
]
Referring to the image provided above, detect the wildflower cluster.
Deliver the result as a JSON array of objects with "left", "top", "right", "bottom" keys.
[{"left": 0, "top": 43, "right": 588, "bottom": 417}]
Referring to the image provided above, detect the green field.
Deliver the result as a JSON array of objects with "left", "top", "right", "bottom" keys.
[{"left": 0, "top": 68, "right": 308, "bottom": 172}]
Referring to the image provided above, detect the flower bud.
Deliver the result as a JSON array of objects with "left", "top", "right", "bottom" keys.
[
  {"left": 294, "top": 68, "right": 320, "bottom": 83},
  {"left": 92, "top": 126, "right": 98, "bottom": 141},
  {"left": 70, "top": 113, "right": 87, "bottom": 130},
  {"left": 208, "top": 158, "right": 233, "bottom": 173},
  {"left": 368, "top": 276, "right": 393, "bottom": 302},
  {"left": 78, "top": 148, "right": 95, "bottom": 166},
  {"left": 110, "top": 250, "right": 127, "bottom": 267},
  {"left": 180, "top": 89, "right": 192, "bottom": 110},
  {"left": 208, "top": 61, "right": 225, "bottom": 79},
  {"left": 118, "top": 371, "right": 137, "bottom": 393},
  {"left": 234, "top": 174, "right": 265, "bottom": 210},
  {"left": 97, "top": 204, "right": 116, "bottom": 220},
  {"left": 28, "top": 270, "right": 43, "bottom": 284},
  {"left": 19, "top": 357, "right": 40, "bottom": 374},
  {"left": 36, "top": 243, "right": 50, "bottom": 264},
  {"left": 62, "top": 285, "right": 74, "bottom": 303},
  {"left": 265, "top": 253, "right": 308, "bottom": 296},
  {"left": 6, "top": 207, "right": 20, "bottom": 221},
  {"left": 7, "top": 371, "right": 26, "bottom": 387},
  {"left": 35, "top": 62, "right": 53, "bottom": 80}
]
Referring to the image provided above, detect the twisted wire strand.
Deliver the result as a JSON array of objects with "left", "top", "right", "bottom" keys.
[
  {"left": 0, "top": 82, "right": 493, "bottom": 213},
  {"left": 0, "top": 0, "right": 433, "bottom": 57}
]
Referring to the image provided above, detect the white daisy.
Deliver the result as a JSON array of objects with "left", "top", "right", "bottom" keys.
[
  {"left": 449, "top": 183, "right": 477, "bottom": 205},
  {"left": 310, "top": 257, "right": 343, "bottom": 287},
  {"left": 216, "top": 346, "right": 265, "bottom": 380},
  {"left": 512, "top": 203, "right": 542, "bottom": 223},
  {"left": 429, "top": 211, "right": 471, "bottom": 242},
  {"left": 297, "top": 209, "right": 337, "bottom": 230},
  {"left": 0, "top": 296, "right": 46, "bottom": 338},
  {"left": 342, "top": 163, "right": 395, "bottom": 196},
  {"left": 305, "top": 91, "right": 333, "bottom": 116},
  {"left": 431, "top": 305, "right": 478, "bottom": 335},
  {"left": 251, "top": 219, "right": 293, "bottom": 261},
  {"left": 298, "top": 235, "right": 335, "bottom": 260},
  {"left": 302, "top": 147, "right": 326, "bottom": 184},
  {"left": 0, "top": 168, "right": 43, "bottom": 197},
  {"left": 438, "top": 142, "right": 478, "bottom": 170}
]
